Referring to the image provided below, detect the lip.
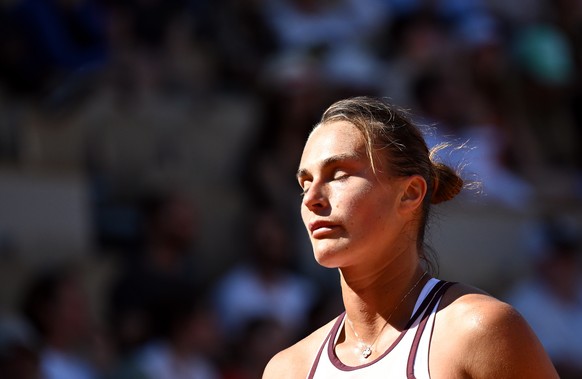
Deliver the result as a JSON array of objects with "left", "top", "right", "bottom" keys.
[{"left": 309, "top": 220, "right": 339, "bottom": 238}]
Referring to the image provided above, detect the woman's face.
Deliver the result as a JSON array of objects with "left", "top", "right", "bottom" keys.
[{"left": 297, "top": 121, "right": 410, "bottom": 268}]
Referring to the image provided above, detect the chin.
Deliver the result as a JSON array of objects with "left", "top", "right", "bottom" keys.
[
  {"left": 312, "top": 243, "right": 345, "bottom": 269},
  {"left": 314, "top": 255, "right": 341, "bottom": 269}
]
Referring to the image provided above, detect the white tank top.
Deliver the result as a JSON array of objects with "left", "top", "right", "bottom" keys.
[{"left": 307, "top": 279, "right": 453, "bottom": 379}]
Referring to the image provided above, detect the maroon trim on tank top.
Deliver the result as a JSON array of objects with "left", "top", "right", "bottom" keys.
[
  {"left": 307, "top": 320, "right": 336, "bottom": 379},
  {"left": 328, "top": 313, "right": 410, "bottom": 372},
  {"left": 307, "top": 279, "right": 449, "bottom": 377},
  {"left": 406, "top": 281, "right": 455, "bottom": 379}
]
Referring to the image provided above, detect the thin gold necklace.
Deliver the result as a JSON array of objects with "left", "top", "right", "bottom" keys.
[{"left": 345, "top": 272, "right": 427, "bottom": 359}]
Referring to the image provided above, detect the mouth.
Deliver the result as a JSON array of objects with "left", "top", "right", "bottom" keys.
[{"left": 309, "top": 220, "right": 339, "bottom": 238}]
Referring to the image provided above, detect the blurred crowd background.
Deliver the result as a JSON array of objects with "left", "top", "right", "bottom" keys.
[{"left": 0, "top": 0, "right": 582, "bottom": 378}]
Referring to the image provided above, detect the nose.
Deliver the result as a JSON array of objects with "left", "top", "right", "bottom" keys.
[{"left": 302, "top": 181, "right": 328, "bottom": 211}]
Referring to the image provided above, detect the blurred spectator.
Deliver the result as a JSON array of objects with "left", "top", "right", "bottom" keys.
[
  {"left": 384, "top": 0, "right": 495, "bottom": 44},
  {"left": 413, "top": 66, "right": 536, "bottom": 209},
  {"left": 20, "top": 266, "right": 100, "bottom": 379},
  {"left": 103, "top": 0, "right": 220, "bottom": 97},
  {"left": 107, "top": 0, "right": 195, "bottom": 52},
  {"left": 0, "top": 314, "right": 41, "bottom": 379},
  {"left": 486, "top": 0, "right": 549, "bottom": 26},
  {"left": 505, "top": 216, "right": 582, "bottom": 379},
  {"left": 512, "top": 22, "right": 581, "bottom": 168},
  {"left": 0, "top": 0, "right": 107, "bottom": 99},
  {"left": 261, "top": 0, "right": 388, "bottom": 94},
  {"left": 107, "top": 192, "right": 200, "bottom": 360},
  {"left": 212, "top": 205, "right": 317, "bottom": 338},
  {"left": 213, "top": 0, "right": 277, "bottom": 89},
  {"left": 222, "top": 317, "right": 291, "bottom": 379},
  {"left": 377, "top": 11, "right": 453, "bottom": 107},
  {"left": 112, "top": 293, "right": 221, "bottom": 379},
  {"left": 459, "top": 10, "right": 541, "bottom": 175}
]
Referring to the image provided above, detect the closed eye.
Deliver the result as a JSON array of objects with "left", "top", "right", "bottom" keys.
[
  {"left": 332, "top": 170, "right": 350, "bottom": 181},
  {"left": 334, "top": 174, "right": 348, "bottom": 181},
  {"left": 299, "top": 181, "right": 311, "bottom": 197}
]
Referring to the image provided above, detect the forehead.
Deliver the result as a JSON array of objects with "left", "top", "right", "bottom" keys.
[
  {"left": 300, "top": 121, "right": 367, "bottom": 167},
  {"left": 303, "top": 121, "right": 365, "bottom": 155}
]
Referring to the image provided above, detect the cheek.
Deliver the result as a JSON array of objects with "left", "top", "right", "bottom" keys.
[
  {"left": 300, "top": 206, "right": 308, "bottom": 227},
  {"left": 342, "top": 188, "right": 395, "bottom": 228},
  {"left": 334, "top": 181, "right": 375, "bottom": 212}
]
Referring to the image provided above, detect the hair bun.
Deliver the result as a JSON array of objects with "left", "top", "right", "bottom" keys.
[{"left": 431, "top": 162, "right": 463, "bottom": 204}]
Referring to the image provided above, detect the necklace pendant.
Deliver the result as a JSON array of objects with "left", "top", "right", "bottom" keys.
[{"left": 362, "top": 346, "right": 372, "bottom": 358}]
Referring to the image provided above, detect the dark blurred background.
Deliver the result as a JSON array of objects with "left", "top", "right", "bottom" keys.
[{"left": 0, "top": 0, "right": 581, "bottom": 378}]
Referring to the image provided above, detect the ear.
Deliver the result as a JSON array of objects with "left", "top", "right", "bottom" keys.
[{"left": 398, "top": 175, "right": 427, "bottom": 214}]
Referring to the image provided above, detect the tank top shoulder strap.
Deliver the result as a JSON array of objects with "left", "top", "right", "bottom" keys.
[
  {"left": 307, "top": 313, "right": 345, "bottom": 379},
  {"left": 406, "top": 280, "right": 456, "bottom": 379},
  {"left": 405, "top": 279, "right": 447, "bottom": 329}
]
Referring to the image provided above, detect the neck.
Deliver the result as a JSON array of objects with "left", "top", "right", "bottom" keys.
[{"left": 339, "top": 250, "right": 426, "bottom": 339}]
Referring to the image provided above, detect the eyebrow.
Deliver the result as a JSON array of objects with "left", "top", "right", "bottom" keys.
[{"left": 296, "top": 152, "right": 364, "bottom": 180}]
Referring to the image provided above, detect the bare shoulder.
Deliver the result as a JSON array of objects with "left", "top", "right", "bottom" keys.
[
  {"left": 262, "top": 317, "right": 338, "bottom": 379},
  {"left": 430, "top": 282, "right": 559, "bottom": 379},
  {"left": 437, "top": 282, "right": 517, "bottom": 326}
]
